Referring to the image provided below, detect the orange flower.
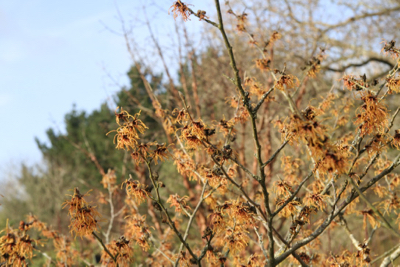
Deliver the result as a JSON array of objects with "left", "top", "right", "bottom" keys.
[
  {"left": 0, "top": 222, "right": 42, "bottom": 265},
  {"left": 355, "top": 91, "right": 388, "bottom": 136},
  {"left": 381, "top": 39, "right": 400, "bottom": 58},
  {"left": 196, "top": 10, "right": 209, "bottom": 21},
  {"left": 208, "top": 211, "right": 226, "bottom": 233},
  {"left": 167, "top": 194, "right": 191, "bottom": 215},
  {"left": 169, "top": 1, "right": 191, "bottom": 21},
  {"left": 359, "top": 209, "right": 380, "bottom": 229},
  {"left": 304, "top": 193, "right": 329, "bottom": 211},
  {"left": 152, "top": 143, "right": 170, "bottom": 164},
  {"left": 341, "top": 74, "right": 366, "bottom": 91},
  {"left": 380, "top": 194, "right": 400, "bottom": 214},
  {"left": 223, "top": 226, "right": 249, "bottom": 255},
  {"left": 101, "top": 236, "right": 134, "bottom": 267},
  {"left": 275, "top": 74, "right": 300, "bottom": 92},
  {"left": 387, "top": 76, "right": 400, "bottom": 93},
  {"left": 247, "top": 254, "right": 263, "bottom": 267},
  {"left": 273, "top": 180, "right": 294, "bottom": 197},
  {"left": 275, "top": 198, "right": 300, "bottom": 218},
  {"left": 230, "top": 200, "right": 256, "bottom": 225},
  {"left": 173, "top": 108, "right": 188, "bottom": 124},
  {"left": 101, "top": 169, "right": 117, "bottom": 189},
  {"left": 314, "top": 150, "right": 349, "bottom": 176},
  {"left": 393, "top": 129, "right": 400, "bottom": 149},
  {"left": 255, "top": 58, "right": 271, "bottom": 72},
  {"left": 218, "top": 118, "right": 235, "bottom": 136},
  {"left": 173, "top": 150, "right": 196, "bottom": 180},
  {"left": 124, "top": 215, "right": 152, "bottom": 251},
  {"left": 54, "top": 236, "right": 79, "bottom": 265},
  {"left": 63, "top": 188, "right": 101, "bottom": 238},
  {"left": 177, "top": 251, "right": 192, "bottom": 266},
  {"left": 108, "top": 108, "right": 148, "bottom": 151},
  {"left": 307, "top": 64, "right": 321, "bottom": 78},
  {"left": 278, "top": 114, "right": 327, "bottom": 149},
  {"left": 270, "top": 31, "right": 282, "bottom": 44},
  {"left": 235, "top": 13, "right": 248, "bottom": 33},
  {"left": 122, "top": 179, "right": 149, "bottom": 205},
  {"left": 181, "top": 125, "right": 204, "bottom": 149}
]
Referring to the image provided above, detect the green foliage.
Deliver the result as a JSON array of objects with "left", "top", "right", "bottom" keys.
[{"left": 0, "top": 64, "right": 168, "bottom": 228}]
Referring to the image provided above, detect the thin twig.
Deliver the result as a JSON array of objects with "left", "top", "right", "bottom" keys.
[{"left": 92, "top": 231, "right": 118, "bottom": 264}]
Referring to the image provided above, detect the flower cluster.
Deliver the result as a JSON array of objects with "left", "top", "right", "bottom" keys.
[
  {"left": 306, "top": 54, "right": 324, "bottom": 78},
  {"left": 108, "top": 108, "right": 148, "bottom": 150},
  {"left": 387, "top": 76, "right": 400, "bottom": 93},
  {"left": 180, "top": 120, "right": 207, "bottom": 149},
  {"left": 274, "top": 113, "right": 327, "bottom": 150},
  {"left": 173, "top": 150, "right": 196, "bottom": 180},
  {"left": 359, "top": 209, "right": 380, "bottom": 230},
  {"left": 101, "top": 236, "right": 134, "bottom": 266},
  {"left": 169, "top": 1, "right": 191, "bottom": 21},
  {"left": 0, "top": 225, "right": 38, "bottom": 265},
  {"left": 275, "top": 74, "right": 300, "bottom": 92},
  {"left": 341, "top": 74, "right": 368, "bottom": 91},
  {"left": 122, "top": 178, "right": 150, "bottom": 205},
  {"left": 166, "top": 194, "right": 191, "bottom": 215},
  {"left": 63, "top": 188, "right": 100, "bottom": 237},
  {"left": 124, "top": 215, "right": 151, "bottom": 251},
  {"left": 381, "top": 39, "right": 400, "bottom": 58},
  {"left": 221, "top": 226, "right": 249, "bottom": 255},
  {"left": 355, "top": 91, "right": 388, "bottom": 136},
  {"left": 101, "top": 169, "right": 117, "bottom": 189},
  {"left": 255, "top": 58, "right": 271, "bottom": 72}
]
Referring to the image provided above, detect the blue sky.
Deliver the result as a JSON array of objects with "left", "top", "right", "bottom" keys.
[
  {"left": 0, "top": 1, "right": 132, "bottom": 169},
  {"left": 0, "top": 0, "right": 210, "bottom": 177},
  {"left": 0, "top": 0, "right": 187, "bottom": 172}
]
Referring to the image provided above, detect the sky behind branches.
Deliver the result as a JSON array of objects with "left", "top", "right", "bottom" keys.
[
  {"left": 0, "top": 0, "right": 208, "bottom": 173},
  {"left": 0, "top": 0, "right": 368, "bottom": 177}
]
